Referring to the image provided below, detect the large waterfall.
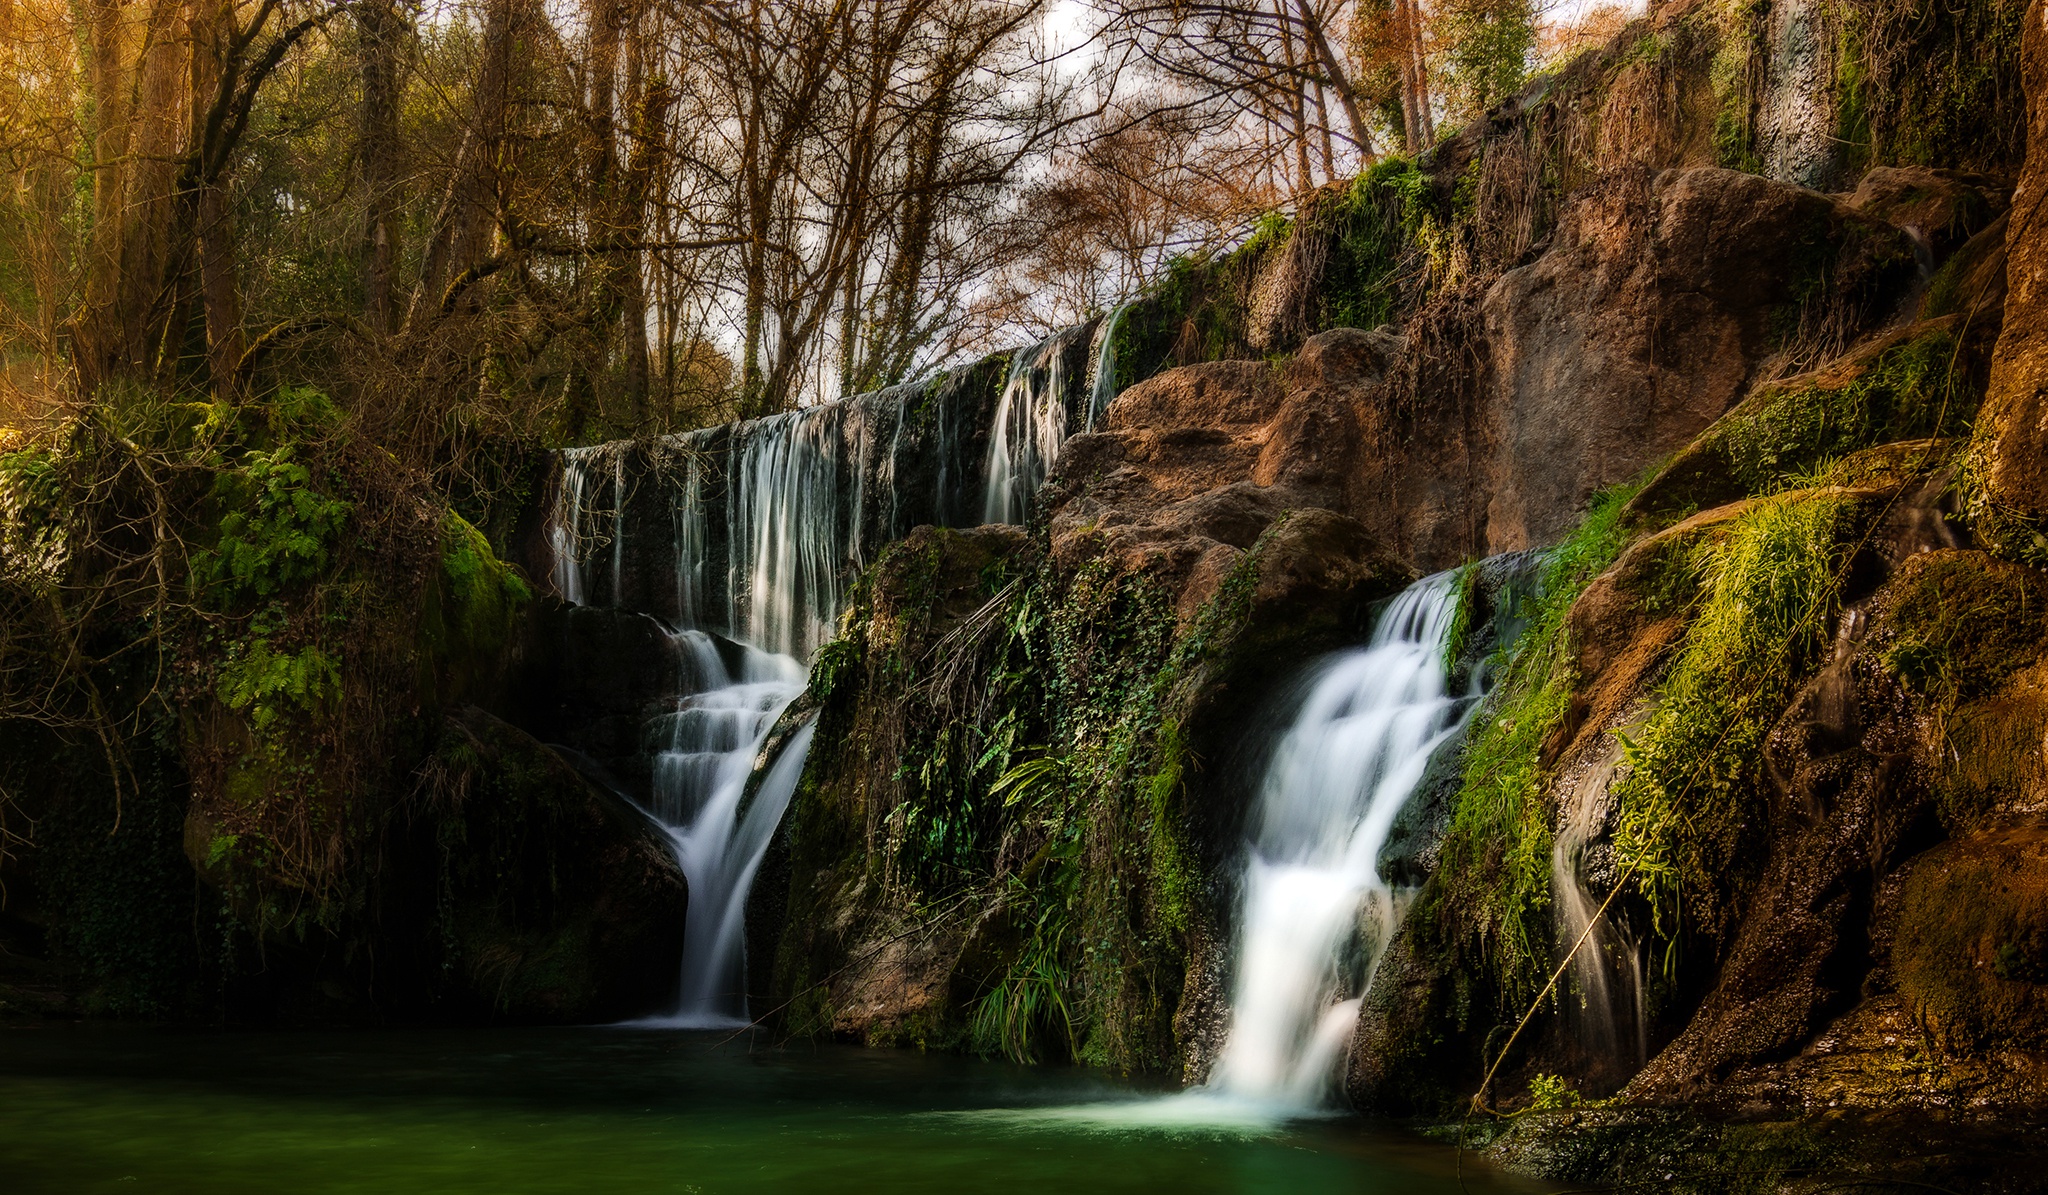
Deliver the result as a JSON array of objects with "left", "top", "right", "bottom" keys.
[
  {"left": 548, "top": 322, "right": 1109, "bottom": 1023},
  {"left": 1201, "top": 573, "right": 1474, "bottom": 1110},
  {"left": 1014, "top": 573, "right": 1476, "bottom": 1129}
]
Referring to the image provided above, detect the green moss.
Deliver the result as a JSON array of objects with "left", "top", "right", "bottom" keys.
[
  {"left": 1719, "top": 326, "right": 1973, "bottom": 495},
  {"left": 1611, "top": 491, "right": 1849, "bottom": 954},
  {"left": 1435, "top": 484, "right": 1642, "bottom": 1004},
  {"left": 1876, "top": 551, "right": 2048, "bottom": 706}
]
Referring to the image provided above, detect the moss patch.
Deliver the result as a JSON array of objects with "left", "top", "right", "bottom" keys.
[
  {"left": 1611, "top": 490, "right": 1851, "bottom": 952},
  {"left": 1894, "top": 824, "right": 2048, "bottom": 1051}
]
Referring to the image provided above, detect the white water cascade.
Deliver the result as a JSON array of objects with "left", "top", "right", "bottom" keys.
[
  {"left": 1202, "top": 572, "right": 1475, "bottom": 1111},
  {"left": 982, "top": 335, "right": 1073, "bottom": 526},
  {"left": 550, "top": 316, "right": 1118, "bottom": 1025},
  {"left": 636, "top": 633, "right": 811, "bottom": 1027},
  {"left": 547, "top": 446, "right": 601, "bottom": 605}
]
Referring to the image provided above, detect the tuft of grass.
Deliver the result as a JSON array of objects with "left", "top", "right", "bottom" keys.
[{"left": 1610, "top": 491, "right": 1848, "bottom": 957}]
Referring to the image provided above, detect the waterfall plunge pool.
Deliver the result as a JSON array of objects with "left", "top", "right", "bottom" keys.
[{"left": 0, "top": 1025, "right": 1548, "bottom": 1194}]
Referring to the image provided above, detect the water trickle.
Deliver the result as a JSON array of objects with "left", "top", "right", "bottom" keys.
[
  {"left": 982, "top": 336, "right": 1071, "bottom": 526},
  {"left": 1550, "top": 731, "right": 1647, "bottom": 1070},
  {"left": 1203, "top": 572, "right": 1476, "bottom": 1111},
  {"left": 1083, "top": 305, "right": 1128, "bottom": 433},
  {"left": 548, "top": 446, "right": 603, "bottom": 606}
]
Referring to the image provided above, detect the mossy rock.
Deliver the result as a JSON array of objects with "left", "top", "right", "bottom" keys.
[
  {"left": 1942, "top": 657, "right": 2048, "bottom": 824},
  {"left": 1921, "top": 210, "right": 2009, "bottom": 321},
  {"left": 413, "top": 705, "right": 688, "bottom": 1021},
  {"left": 1629, "top": 315, "right": 1989, "bottom": 522},
  {"left": 1867, "top": 549, "right": 2048, "bottom": 706},
  {"left": 419, "top": 512, "right": 532, "bottom": 710},
  {"left": 1893, "top": 824, "right": 2048, "bottom": 1051}
]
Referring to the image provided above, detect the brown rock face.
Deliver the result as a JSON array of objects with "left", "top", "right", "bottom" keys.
[
  {"left": 1048, "top": 334, "right": 1408, "bottom": 614},
  {"left": 1974, "top": 0, "right": 2048, "bottom": 549},
  {"left": 1054, "top": 168, "right": 1918, "bottom": 579},
  {"left": 1894, "top": 823, "right": 2048, "bottom": 1052},
  {"left": 1482, "top": 167, "right": 1916, "bottom": 553}
]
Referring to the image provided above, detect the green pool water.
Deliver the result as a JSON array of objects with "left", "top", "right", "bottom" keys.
[{"left": 0, "top": 1025, "right": 1543, "bottom": 1193}]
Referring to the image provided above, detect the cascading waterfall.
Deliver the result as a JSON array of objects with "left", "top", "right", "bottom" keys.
[
  {"left": 550, "top": 319, "right": 1110, "bottom": 1024},
  {"left": 982, "top": 335, "right": 1072, "bottom": 526},
  {"left": 1201, "top": 572, "right": 1476, "bottom": 1111},
  {"left": 632, "top": 633, "right": 811, "bottom": 1027}
]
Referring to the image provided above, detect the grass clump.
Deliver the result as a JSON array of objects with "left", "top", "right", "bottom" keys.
[{"left": 1611, "top": 491, "right": 1848, "bottom": 955}]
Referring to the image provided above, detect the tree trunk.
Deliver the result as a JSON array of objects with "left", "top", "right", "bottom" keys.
[{"left": 355, "top": 0, "right": 404, "bottom": 334}]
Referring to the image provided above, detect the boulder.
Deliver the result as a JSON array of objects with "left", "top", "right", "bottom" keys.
[
  {"left": 405, "top": 705, "right": 689, "bottom": 1021},
  {"left": 1481, "top": 167, "right": 1918, "bottom": 553}
]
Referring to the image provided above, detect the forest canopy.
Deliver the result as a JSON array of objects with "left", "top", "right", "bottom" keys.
[{"left": 0, "top": 0, "right": 1585, "bottom": 454}]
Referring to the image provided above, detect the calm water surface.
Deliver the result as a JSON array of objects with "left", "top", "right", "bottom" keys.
[{"left": 0, "top": 1025, "right": 1542, "bottom": 1193}]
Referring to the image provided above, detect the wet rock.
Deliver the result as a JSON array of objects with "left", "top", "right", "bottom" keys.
[
  {"left": 505, "top": 600, "right": 685, "bottom": 781},
  {"left": 1972, "top": 0, "right": 2048, "bottom": 554},
  {"left": 1894, "top": 824, "right": 2048, "bottom": 1052},
  {"left": 402, "top": 705, "right": 689, "bottom": 1021}
]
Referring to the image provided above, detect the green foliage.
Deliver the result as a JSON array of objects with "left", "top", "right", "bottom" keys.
[
  {"left": 1716, "top": 328, "right": 1972, "bottom": 495},
  {"left": 1526, "top": 1072, "right": 1587, "bottom": 1112},
  {"left": 1830, "top": 0, "right": 2030, "bottom": 177},
  {"left": 969, "top": 893, "right": 1078, "bottom": 1064},
  {"left": 1611, "top": 492, "right": 1848, "bottom": 955},
  {"left": 216, "top": 627, "right": 343, "bottom": 732},
  {"left": 1710, "top": 0, "right": 1768, "bottom": 172},
  {"left": 1316, "top": 161, "right": 1419, "bottom": 331},
  {"left": 196, "top": 445, "right": 351, "bottom": 605},
  {"left": 0, "top": 445, "right": 63, "bottom": 581},
  {"left": 1437, "top": 485, "right": 1642, "bottom": 1003},
  {"left": 1436, "top": 0, "right": 1536, "bottom": 120}
]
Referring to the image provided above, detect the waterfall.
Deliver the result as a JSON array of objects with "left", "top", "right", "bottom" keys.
[
  {"left": 548, "top": 323, "right": 1101, "bottom": 1024},
  {"left": 981, "top": 336, "right": 1072, "bottom": 526},
  {"left": 548, "top": 446, "right": 603, "bottom": 605},
  {"left": 720, "top": 405, "right": 865, "bottom": 662},
  {"left": 630, "top": 632, "right": 811, "bottom": 1027},
  {"left": 1202, "top": 572, "right": 1476, "bottom": 1110},
  {"left": 1083, "top": 304, "right": 1127, "bottom": 433}
]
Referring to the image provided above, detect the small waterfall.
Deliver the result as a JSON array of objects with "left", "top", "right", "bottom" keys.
[
  {"left": 1203, "top": 573, "right": 1476, "bottom": 1110},
  {"left": 547, "top": 446, "right": 603, "bottom": 605},
  {"left": 633, "top": 632, "right": 811, "bottom": 1027},
  {"left": 981, "top": 336, "right": 1071, "bottom": 526},
  {"left": 1083, "top": 304, "right": 1127, "bottom": 433},
  {"left": 1551, "top": 734, "right": 1647, "bottom": 1072}
]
